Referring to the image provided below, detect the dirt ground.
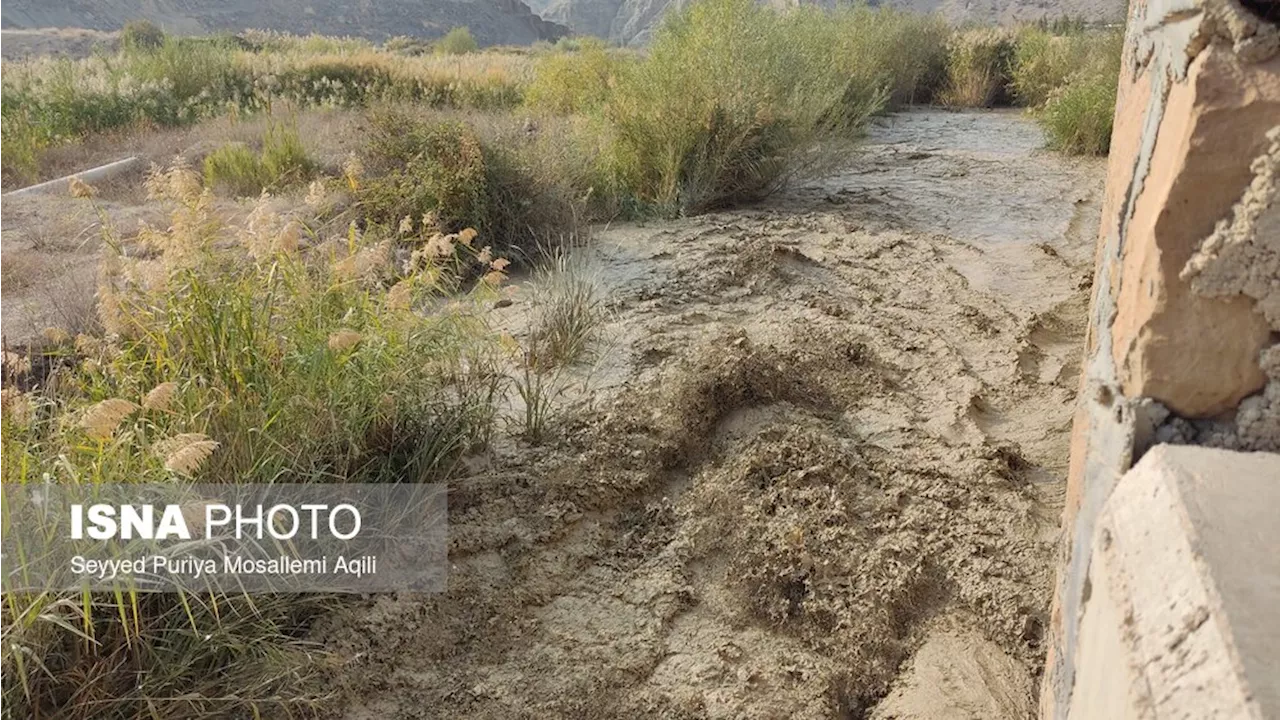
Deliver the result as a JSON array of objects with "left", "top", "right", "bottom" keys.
[
  {"left": 309, "top": 109, "right": 1103, "bottom": 719},
  {"left": 0, "top": 28, "right": 119, "bottom": 61},
  {"left": 0, "top": 109, "right": 371, "bottom": 343}
]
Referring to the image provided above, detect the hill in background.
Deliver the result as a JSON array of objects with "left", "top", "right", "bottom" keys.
[{"left": 0, "top": 0, "right": 569, "bottom": 48}]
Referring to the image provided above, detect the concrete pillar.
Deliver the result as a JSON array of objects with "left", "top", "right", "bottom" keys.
[
  {"left": 1065, "top": 446, "right": 1280, "bottom": 720},
  {"left": 1042, "top": 0, "right": 1280, "bottom": 716}
]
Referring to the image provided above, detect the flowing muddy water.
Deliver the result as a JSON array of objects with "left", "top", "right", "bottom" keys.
[{"left": 323, "top": 108, "right": 1104, "bottom": 720}]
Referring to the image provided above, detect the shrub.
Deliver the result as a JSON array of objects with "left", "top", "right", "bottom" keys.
[
  {"left": 595, "top": 0, "right": 882, "bottom": 215},
  {"left": 357, "top": 114, "right": 491, "bottom": 231},
  {"left": 204, "top": 142, "right": 270, "bottom": 196},
  {"left": 1038, "top": 34, "right": 1122, "bottom": 155},
  {"left": 203, "top": 122, "right": 315, "bottom": 196},
  {"left": 436, "top": 27, "right": 479, "bottom": 55},
  {"left": 261, "top": 121, "right": 316, "bottom": 186},
  {"left": 524, "top": 39, "right": 626, "bottom": 114},
  {"left": 121, "top": 19, "right": 166, "bottom": 53},
  {"left": 940, "top": 28, "right": 1015, "bottom": 107},
  {"left": 355, "top": 110, "right": 581, "bottom": 258}
]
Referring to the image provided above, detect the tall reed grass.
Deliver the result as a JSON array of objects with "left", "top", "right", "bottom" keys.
[
  {"left": 940, "top": 28, "right": 1016, "bottom": 107},
  {"left": 1, "top": 162, "right": 514, "bottom": 716}
]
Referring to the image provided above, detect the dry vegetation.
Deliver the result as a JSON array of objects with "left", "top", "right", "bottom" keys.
[
  {"left": 2, "top": 7, "right": 1120, "bottom": 187},
  {"left": 1, "top": 2, "right": 1121, "bottom": 716}
]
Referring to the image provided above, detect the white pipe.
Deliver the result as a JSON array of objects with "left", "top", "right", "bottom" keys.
[{"left": 4, "top": 156, "right": 142, "bottom": 198}]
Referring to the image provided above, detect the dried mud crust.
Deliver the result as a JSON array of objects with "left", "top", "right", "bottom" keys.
[{"left": 316, "top": 110, "right": 1103, "bottom": 719}]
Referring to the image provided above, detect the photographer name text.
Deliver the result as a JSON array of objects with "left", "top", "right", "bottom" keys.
[{"left": 70, "top": 554, "right": 378, "bottom": 580}]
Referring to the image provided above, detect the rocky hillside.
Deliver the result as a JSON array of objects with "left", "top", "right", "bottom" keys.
[
  {"left": 0, "top": 0, "right": 569, "bottom": 47},
  {"left": 532, "top": 0, "right": 1124, "bottom": 45}
]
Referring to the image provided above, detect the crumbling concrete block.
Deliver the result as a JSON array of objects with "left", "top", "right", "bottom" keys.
[
  {"left": 1065, "top": 445, "right": 1280, "bottom": 720},
  {"left": 1109, "top": 12, "right": 1279, "bottom": 419},
  {"left": 1183, "top": 127, "right": 1280, "bottom": 332}
]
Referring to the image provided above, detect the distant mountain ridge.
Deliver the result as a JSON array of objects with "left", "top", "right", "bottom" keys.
[
  {"left": 0, "top": 0, "right": 570, "bottom": 47},
  {"left": 529, "top": 0, "right": 1125, "bottom": 45}
]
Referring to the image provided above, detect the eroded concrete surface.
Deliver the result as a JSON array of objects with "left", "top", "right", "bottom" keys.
[{"left": 1068, "top": 446, "right": 1280, "bottom": 720}]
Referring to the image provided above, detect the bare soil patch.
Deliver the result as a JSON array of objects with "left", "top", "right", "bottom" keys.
[{"left": 0, "top": 28, "right": 118, "bottom": 60}]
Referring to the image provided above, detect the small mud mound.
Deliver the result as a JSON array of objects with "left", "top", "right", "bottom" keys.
[
  {"left": 869, "top": 614, "right": 1034, "bottom": 720},
  {"left": 664, "top": 331, "right": 1048, "bottom": 715},
  {"left": 654, "top": 330, "right": 857, "bottom": 466}
]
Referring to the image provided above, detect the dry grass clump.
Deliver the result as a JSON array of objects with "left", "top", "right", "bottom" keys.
[
  {"left": 528, "top": 247, "right": 603, "bottom": 369},
  {"left": 202, "top": 142, "right": 270, "bottom": 195}
]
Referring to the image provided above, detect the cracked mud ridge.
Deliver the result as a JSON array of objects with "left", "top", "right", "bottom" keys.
[{"left": 317, "top": 110, "right": 1105, "bottom": 719}]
